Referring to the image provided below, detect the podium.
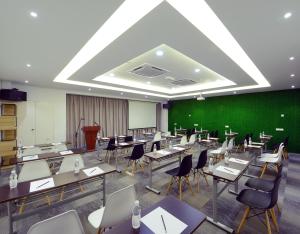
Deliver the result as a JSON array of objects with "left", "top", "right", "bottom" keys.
[{"left": 82, "top": 126, "right": 100, "bottom": 151}]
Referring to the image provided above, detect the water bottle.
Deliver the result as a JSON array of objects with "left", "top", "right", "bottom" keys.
[
  {"left": 224, "top": 151, "right": 229, "bottom": 165},
  {"left": 180, "top": 126, "right": 182, "bottom": 130},
  {"left": 230, "top": 129, "right": 232, "bottom": 134},
  {"left": 97, "top": 132, "right": 101, "bottom": 140},
  {"left": 200, "top": 127, "right": 203, "bottom": 132},
  {"left": 169, "top": 140, "right": 172, "bottom": 149},
  {"left": 262, "top": 131, "right": 265, "bottom": 136},
  {"left": 207, "top": 133, "right": 210, "bottom": 140},
  {"left": 244, "top": 139, "right": 247, "bottom": 148},
  {"left": 74, "top": 158, "right": 80, "bottom": 174},
  {"left": 259, "top": 132, "right": 262, "bottom": 138},
  {"left": 9, "top": 169, "right": 18, "bottom": 189},
  {"left": 174, "top": 127, "right": 177, "bottom": 136},
  {"left": 133, "top": 135, "right": 136, "bottom": 142},
  {"left": 225, "top": 130, "right": 227, "bottom": 135},
  {"left": 249, "top": 137, "right": 252, "bottom": 145},
  {"left": 114, "top": 135, "right": 117, "bottom": 145},
  {"left": 153, "top": 144, "right": 157, "bottom": 153},
  {"left": 208, "top": 158, "right": 213, "bottom": 172},
  {"left": 132, "top": 200, "right": 141, "bottom": 229},
  {"left": 198, "top": 135, "right": 201, "bottom": 141}
]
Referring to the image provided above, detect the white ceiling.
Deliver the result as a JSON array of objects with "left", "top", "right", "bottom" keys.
[{"left": 0, "top": 0, "right": 299, "bottom": 101}]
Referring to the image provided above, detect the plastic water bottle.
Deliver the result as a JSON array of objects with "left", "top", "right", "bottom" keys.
[
  {"left": 200, "top": 127, "right": 203, "bottom": 132},
  {"left": 153, "top": 144, "right": 157, "bottom": 153},
  {"left": 262, "top": 131, "right": 265, "bottom": 136},
  {"left": 230, "top": 129, "right": 232, "bottom": 134},
  {"left": 9, "top": 169, "right": 18, "bottom": 189},
  {"left": 74, "top": 158, "right": 80, "bottom": 174},
  {"left": 244, "top": 139, "right": 248, "bottom": 148},
  {"left": 198, "top": 135, "right": 201, "bottom": 141},
  {"left": 225, "top": 130, "right": 227, "bottom": 135},
  {"left": 97, "top": 132, "right": 101, "bottom": 140},
  {"left": 169, "top": 140, "right": 172, "bottom": 149},
  {"left": 224, "top": 151, "right": 229, "bottom": 165},
  {"left": 260, "top": 132, "right": 262, "bottom": 138},
  {"left": 133, "top": 135, "right": 136, "bottom": 142},
  {"left": 249, "top": 137, "right": 252, "bottom": 145},
  {"left": 207, "top": 133, "right": 210, "bottom": 140},
  {"left": 132, "top": 200, "right": 141, "bottom": 229},
  {"left": 208, "top": 158, "right": 213, "bottom": 172},
  {"left": 114, "top": 135, "right": 117, "bottom": 145}
]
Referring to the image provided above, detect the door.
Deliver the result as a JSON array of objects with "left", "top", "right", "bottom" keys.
[{"left": 35, "top": 102, "right": 54, "bottom": 144}]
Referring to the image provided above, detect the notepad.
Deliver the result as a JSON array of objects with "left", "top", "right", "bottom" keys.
[
  {"left": 23, "top": 145, "right": 35, "bottom": 149},
  {"left": 138, "top": 140, "right": 147, "bottom": 143},
  {"left": 141, "top": 207, "right": 187, "bottom": 234},
  {"left": 51, "top": 142, "right": 62, "bottom": 146},
  {"left": 83, "top": 167, "right": 104, "bottom": 176},
  {"left": 158, "top": 150, "right": 170, "bottom": 155},
  {"left": 30, "top": 177, "right": 55, "bottom": 193},
  {"left": 59, "top": 150, "right": 73, "bottom": 155},
  {"left": 229, "top": 158, "right": 248, "bottom": 165},
  {"left": 119, "top": 142, "right": 129, "bottom": 146},
  {"left": 216, "top": 166, "right": 240, "bottom": 175},
  {"left": 247, "top": 145, "right": 262, "bottom": 149},
  {"left": 23, "top": 155, "right": 39, "bottom": 161},
  {"left": 172, "top": 146, "right": 185, "bottom": 151}
]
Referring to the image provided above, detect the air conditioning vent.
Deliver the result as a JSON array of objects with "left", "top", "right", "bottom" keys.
[
  {"left": 130, "top": 64, "right": 168, "bottom": 77},
  {"left": 171, "top": 79, "right": 196, "bottom": 86}
]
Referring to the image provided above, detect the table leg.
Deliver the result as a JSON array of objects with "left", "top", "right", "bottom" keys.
[
  {"left": 115, "top": 150, "right": 121, "bottom": 173},
  {"left": 145, "top": 159, "right": 160, "bottom": 194},
  {"left": 103, "top": 175, "right": 106, "bottom": 206},
  {"left": 7, "top": 201, "right": 13, "bottom": 234},
  {"left": 229, "top": 179, "right": 239, "bottom": 195}
]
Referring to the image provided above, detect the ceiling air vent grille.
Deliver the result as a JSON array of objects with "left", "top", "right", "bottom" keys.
[
  {"left": 130, "top": 63, "right": 168, "bottom": 77},
  {"left": 171, "top": 79, "right": 196, "bottom": 86}
]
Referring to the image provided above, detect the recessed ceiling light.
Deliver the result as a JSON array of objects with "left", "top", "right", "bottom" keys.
[
  {"left": 194, "top": 68, "right": 201, "bottom": 73},
  {"left": 233, "top": 91, "right": 237, "bottom": 94},
  {"left": 193, "top": 96, "right": 196, "bottom": 98},
  {"left": 146, "top": 81, "right": 151, "bottom": 84},
  {"left": 156, "top": 50, "right": 164, "bottom": 56},
  {"left": 120, "top": 92, "right": 124, "bottom": 95},
  {"left": 30, "top": 11, "right": 38, "bottom": 18},
  {"left": 26, "top": 64, "right": 31, "bottom": 68},
  {"left": 88, "top": 88, "right": 92, "bottom": 91},
  {"left": 291, "top": 85, "right": 295, "bottom": 89},
  {"left": 289, "top": 56, "right": 295, "bottom": 61},
  {"left": 284, "top": 12, "right": 292, "bottom": 19},
  {"left": 25, "top": 80, "right": 29, "bottom": 83},
  {"left": 290, "top": 74, "right": 295, "bottom": 77}
]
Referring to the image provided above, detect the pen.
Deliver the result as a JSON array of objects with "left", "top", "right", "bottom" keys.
[
  {"left": 161, "top": 215, "right": 167, "bottom": 233},
  {"left": 36, "top": 181, "right": 49, "bottom": 189},
  {"left": 223, "top": 167, "right": 234, "bottom": 174},
  {"left": 89, "top": 168, "right": 96, "bottom": 174}
]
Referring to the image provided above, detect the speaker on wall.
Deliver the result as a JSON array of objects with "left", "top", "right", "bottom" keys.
[
  {"left": 162, "top": 101, "right": 173, "bottom": 109},
  {"left": 0, "top": 89, "right": 27, "bottom": 101}
]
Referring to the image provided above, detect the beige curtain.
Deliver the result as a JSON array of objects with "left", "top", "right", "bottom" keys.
[{"left": 66, "top": 94, "right": 128, "bottom": 147}]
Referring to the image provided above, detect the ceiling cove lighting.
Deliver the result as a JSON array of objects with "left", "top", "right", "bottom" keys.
[
  {"left": 284, "top": 12, "right": 292, "bottom": 19},
  {"left": 54, "top": 0, "right": 164, "bottom": 82},
  {"left": 156, "top": 50, "right": 164, "bottom": 56},
  {"left": 30, "top": 11, "right": 38, "bottom": 18},
  {"left": 167, "top": 0, "right": 270, "bottom": 88}
]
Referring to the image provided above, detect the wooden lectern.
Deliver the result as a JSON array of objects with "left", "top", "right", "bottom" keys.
[{"left": 82, "top": 126, "right": 100, "bottom": 151}]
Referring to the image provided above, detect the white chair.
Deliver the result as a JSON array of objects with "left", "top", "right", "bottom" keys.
[
  {"left": 18, "top": 160, "right": 52, "bottom": 213},
  {"left": 227, "top": 138, "right": 234, "bottom": 152},
  {"left": 27, "top": 210, "right": 84, "bottom": 234},
  {"left": 88, "top": 185, "right": 136, "bottom": 233},
  {"left": 57, "top": 155, "right": 85, "bottom": 200},
  {"left": 179, "top": 135, "right": 188, "bottom": 145},
  {"left": 188, "top": 134, "right": 196, "bottom": 144},
  {"left": 163, "top": 131, "right": 171, "bottom": 137},
  {"left": 209, "top": 139, "right": 227, "bottom": 161},
  {"left": 259, "top": 144, "right": 284, "bottom": 177},
  {"left": 153, "top": 132, "right": 162, "bottom": 142},
  {"left": 57, "top": 154, "right": 85, "bottom": 174},
  {"left": 19, "top": 160, "right": 51, "bottom": 182}
]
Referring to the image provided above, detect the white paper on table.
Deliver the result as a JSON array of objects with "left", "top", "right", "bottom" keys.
[
  {"left": 252, "top": 142, "right": 264, "bottom": 146},
  {"left": 216, "top": 165, "right": 240, "bottom": 175},
  {"left": 51, "top": 142, "right": 62, "bottom": 146},
  {"left": 229, "top": 158, "right": 248, "bottom": 165},
  {"left": 23, "top": 155, "right": 39, "bottom": 161},
  {"left": 158, "top": 150, "right": 170, "bottom": 155},
  {"left": 172, "top": 146, "right": 185, "bottom": 151},
  {"left": 29, "top": 177, "right": 55, "bottom": 193},
  {"left": 138, "top": 140, "right": 147, "bottom": 143},
  {"left": 141, "top": 206, "right": 187, "bottom": 234},
  {"left": 83, "top": 167, "right": 104, "bottom": 177},
  {"left": 119, "top": 135, "right": 126, "bottom": 137},
  {"left": 247, "top": 144, "right": 262, "bottom": 149},
  {"left": 23, "top": 145, "right": 35, "bottom": 149},
  {"left": 59, "top": 150, "right": 73, "bottom": 155},
  {"left": 119, "top": 142, "right": 129, "bottom": 146}
]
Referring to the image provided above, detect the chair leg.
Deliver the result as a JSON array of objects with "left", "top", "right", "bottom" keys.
[
  {"left": 269, "top": 208, "right": 279, "bottom": 232},
  {"left": 166, "top": 177, "right": 174, "bottom": 194},
  {"left": 202, "top": 169, "right": 209, "bottom": 186},
  {"left": 265, "top": 210, "right": 272, "bottom": 234},
  {"left": 236, "top": 207, "right": 250, "bottom": 234},
  {"left": 185, "top": 176, "right": 193, "bottom": 196},
  {"left": 197, "top": 172, "right": 200, "bottom": 193},
  {"left": 178, "top": 178, "right": 182, "bottom": 200},
  {"left": 97, "top": 227, "right": 104, "bottom": 234},
  {"left": 19, "top": 197, "right": 27, "bottom": 214},
  {"left": 60, "top": 186, "right": 65, "bottom": 201},
  {"left": 79, "top": 182, "right": 84, "bottom": 192},
  {"left": 132, "top": 161, "right": 136, "bottom": 175},
  {"left": 260, "top": 163, "right": 268, "bottom": 178},
  {"left": 45, "top": 195, "right": 51, "bottom": 206},
  {"left": 276, "top": 203, "right": 281, "bottom": 213}
]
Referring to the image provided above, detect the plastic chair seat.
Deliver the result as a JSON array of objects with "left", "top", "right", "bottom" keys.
[
  {"left": 236, "top": 189, "right": 271, "bottom": 209},
  {"left": 165, "top": 167, "right": 180, "bottom": 177},
  {"left": 245, "top": 178, "right": 274, "bottom": 192},
  {"left": 88, "top": 207, "right": 105, "bottom": 229},
  {"left": 258, "top": 157, "right": 279, "bottom": 163}
]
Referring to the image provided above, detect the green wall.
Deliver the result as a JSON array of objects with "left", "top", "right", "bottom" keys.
[{"left": 168, "top": 89, "right": 300, "bottom": 153}]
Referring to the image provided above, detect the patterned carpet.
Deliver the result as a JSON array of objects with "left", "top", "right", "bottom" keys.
[{"left": 0, "top": 147, "right": 299, "bottom": 234}]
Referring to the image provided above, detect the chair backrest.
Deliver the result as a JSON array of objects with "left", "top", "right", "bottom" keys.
[
  {"left": 227, "top": 138, "right": 234, "bottom": 150},
  {"left": 268, "top": 174, "right": 282, "bottom": 209},
  {"left": 177, "top": 155, "right": 193, "bottom": 177},
  {"left": 244, "top": 134, "right": 250, "bottom": 144},
  {"left": 283, "top": 136, "right": 289, "bottom": 147},
  {"left": 100, "top": 185, "right": 136, "bottom": 228},
  {"left": 125, "top": 136, "right": 133, "bottom": 142},
  {"left": 153, "top": 132, "right": 161, "bottom": 141},
  {"left": 27, "top": 210, "right": 84, "bottom": 234},
  {"left": 180, "top": 135, "right": 187, "bottom": 145},
  {"left": 276, "top": 143, "right": 284, "bottom": 163},
  {"left": 151, "top": 141, "right": 161, "bottom": 152},
  {"left": 189, "top": 134, "right": 196, "bottom": 144},
  {"left": 130, "top": 144, "right": 144, "bottom": 160},
  {"left": 215, "top": 130, "right": 219, "bottom": 138},
  {"left": 106, "top": 137, "right": 116, "bottom": 150},
  {"left": 210, "top": 131, "right": 215, "bottom": 138},
  {"left": 195, "top": 150, "right": 208, "bottom": 169},
  {"left": 220, "top": 140, "right": 228, "bottom": 153},
  {"left": 58, "top": 155, "right": 85, "bottom": 174},
  {"left": 163, "top": 131, "right": 171, "bottom": 137},
  {"left": 19, "top": 160, "right": 51, "bottom": 182}
]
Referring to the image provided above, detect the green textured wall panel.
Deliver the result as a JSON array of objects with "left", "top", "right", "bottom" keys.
[{"left": 168, "top": 89, "right": 300, "bottom": 153}]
